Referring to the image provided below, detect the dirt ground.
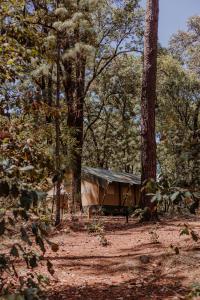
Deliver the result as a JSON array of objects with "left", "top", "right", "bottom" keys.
[{"left": 40, "top": 215, "right": 200, "bottom": 300}]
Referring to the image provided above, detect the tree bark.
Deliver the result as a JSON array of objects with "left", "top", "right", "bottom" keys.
[
  {"left": 55, "top": 0, "right": 61, "bottom": 226},
  {"left": 192, "top": 100, "right": 200, "bottom": 186},
  {"left": 63, "top": 54, "right": 85, "bottom": 212},
  {"left": 71, "top": 53, "right": 85, "bottom": 211},
  {"left": 46, "top": 71, "right": 53, "bottom": 124},
  {"left": 141, "top": 0, "right": 159, "bottom": 213}
]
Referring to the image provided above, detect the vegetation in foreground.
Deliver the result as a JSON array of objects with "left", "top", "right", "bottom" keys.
[{"left": 0, "top": 0, "right": 199, "bottom": 298}]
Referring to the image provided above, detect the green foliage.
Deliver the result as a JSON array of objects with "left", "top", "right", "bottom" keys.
[
  {"left": 148, "top": 176, "right": 200, "bottom": 214},
  {"left": 180, "top": 224, "right": 199, "bottom": 242},
  {"left": 0, "top": 0, "right": 144, "bottom": 191},
  {"left": 87, "top": 219, "right": 104, "bottom": 235},
  {"left": 180, "top": 225, "right": 190, "bottom": 237},
  {"left": 83, "top": 55, "right": 141, "bottom": 172},
  {"left": 0, "top": 3, "right": 199, "bottom": 298},
  {"left": 188, "top": 283, "right": 200, "bottom": 299},
  {"left": 170, "top": 16, "right": 200, "bottom": 75},
  {"left": 87, "top": 219, "right": 109, "bottom": 247},
  {"left": 0, "top": 193, "right": 59, "bottom": 298},
  {"left": 158, "top": 36, "right": 200, "bottom": 188}
]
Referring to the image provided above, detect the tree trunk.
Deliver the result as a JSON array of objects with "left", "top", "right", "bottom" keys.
[
  {"left": 46, "top": 71, "right": 53, "bottom": 124},
  {"left": 63, "top": 54, "right": 85, "bottom": 212},
  {"left": 72, "top": 54, "right": 85, "bottom": 212},
  {"left": 141, "top": 0, "right": 159, "bottom": 215},
  {"left": 55, "top": 0, "right": 61, "bottom": 226},
  {"left": 192, "top": 100, "right": 200, "bottom": 187}
]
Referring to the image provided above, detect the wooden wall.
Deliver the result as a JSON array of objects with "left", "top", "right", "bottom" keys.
[
  {"left": 81, "top": 180, "right": 99, "bottom": 206},
  {"left": 99, "top": 183, "right": 120, "bottom": 206},
  {"left": 81, "top": 179, "right": 141, "bottom": 207}
]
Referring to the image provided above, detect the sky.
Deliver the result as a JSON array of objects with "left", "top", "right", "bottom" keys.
[{"left": 140, "top": 0, "right": 200, "bottom": 46}]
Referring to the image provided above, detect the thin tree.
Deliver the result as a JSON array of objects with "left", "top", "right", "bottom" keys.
[
  {"left": 55, "top": 0, "right": 61, "bottom": 226},
  {"left": 141, "top": 0, "right": 159, "bottom": 216}
]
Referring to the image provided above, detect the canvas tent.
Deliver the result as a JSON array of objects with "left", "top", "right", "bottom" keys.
[{"left": 81, "top": 167, "right": 141, "bottom": 209}]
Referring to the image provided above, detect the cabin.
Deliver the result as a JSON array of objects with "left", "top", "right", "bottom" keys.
[{"left": 81, "top": 167, "right": 141, "bottom": 211}]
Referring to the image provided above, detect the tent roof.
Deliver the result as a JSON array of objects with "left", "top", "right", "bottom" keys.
[{"left": 82, "top": 167, "right": 141, "bottom": 186}]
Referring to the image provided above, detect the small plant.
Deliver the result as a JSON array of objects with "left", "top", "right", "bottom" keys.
[
  {"left": 132, "top": 207, "right": 149, "bottom": 221},
  {"left": 180, "top": 224, "right": 199, "bottom": 242},
  {"left": 98, "top": 233, "right": 109, "bottom": 247},
  {"left": 170, "top": 244, "right": 180, "bottom": 255},
  {"left": 87, "top": 219, "right": 109, "bottom": 247},
  {"left": 149, "top": 230, "right": 159, "bottom": 244},
  {"left": 87, "top": 219, "right": 104, "bottom": 235},
  {"left": 147, "top": 176, "right": 200, "bottom": 215},
  {"left": 188, "top": 283, "right": 200, "bottom": 299},
  {"left": 0, "top": 201, "right": 59, "bottom": 298}
]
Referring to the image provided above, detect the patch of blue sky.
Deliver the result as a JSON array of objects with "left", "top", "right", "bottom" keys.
[{"left": 140, "top": 0, "right": 200, "bottom": 46}]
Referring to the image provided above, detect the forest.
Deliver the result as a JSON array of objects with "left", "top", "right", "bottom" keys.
[{"left": 0, "top": 0, "right": 200, "bottom": 299}]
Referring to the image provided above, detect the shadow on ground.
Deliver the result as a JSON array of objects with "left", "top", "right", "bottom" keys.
[{"left": 48, "top": 273, "right": 188, "bottom": 300}]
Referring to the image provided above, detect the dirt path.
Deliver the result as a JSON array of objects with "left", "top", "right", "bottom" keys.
[{"left": 44, "top": 216, "right": 200, "bottom": 299}]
